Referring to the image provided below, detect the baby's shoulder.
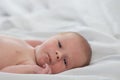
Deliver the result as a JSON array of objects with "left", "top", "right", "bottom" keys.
[
  {"left": 0, "top": 35, "right": 25, "bottom": 43},
  {"left": 0, "top": 35, "right": 16, "bottom": 42}
]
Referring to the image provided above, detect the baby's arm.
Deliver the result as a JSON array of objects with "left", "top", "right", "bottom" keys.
[
  {"left": 25, "top": 40, "right": 43, "bottom": 47},
  {"left": 0, "top": 64, "right": 51, "bottom": 74}
]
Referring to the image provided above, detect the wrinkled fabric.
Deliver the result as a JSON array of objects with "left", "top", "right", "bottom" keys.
[{"left": 0, "top": 0, "right": 120, "bottom": 80}]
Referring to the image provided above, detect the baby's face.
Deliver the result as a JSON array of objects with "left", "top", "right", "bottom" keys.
[{"left": 35, "top": 34, "right": 86, "bottom": 74}]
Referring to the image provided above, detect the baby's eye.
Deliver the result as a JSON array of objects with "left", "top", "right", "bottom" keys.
[
  {"left": 63, "top": 58, "right": 67, "bottom": 66},
  {"left": 58, "top": 40, "right": 62, "bottom": 48}
]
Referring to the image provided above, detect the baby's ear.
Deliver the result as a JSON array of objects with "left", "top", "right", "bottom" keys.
[{"left": 25, "top": 40, "right": 43, "bottom": 47}]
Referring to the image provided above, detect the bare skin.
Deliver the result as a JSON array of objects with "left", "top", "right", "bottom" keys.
[
  {"left": 0, "top": 35, "right": 51, "bottom": 74},
  {"left": 0, "top": 33, "right": 91, "bottom": 74}
]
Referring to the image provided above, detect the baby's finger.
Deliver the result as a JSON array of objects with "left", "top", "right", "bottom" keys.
[
  {"left": 47, "top": 68, "right": 52, "bottom": 74},
  {"left": 43, "top": 64, "right": 52, "bottom": 74}
]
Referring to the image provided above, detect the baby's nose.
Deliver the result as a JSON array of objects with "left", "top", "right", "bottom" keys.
[{"left": 55, "top": 50, "right": 63, "bottom": 61}]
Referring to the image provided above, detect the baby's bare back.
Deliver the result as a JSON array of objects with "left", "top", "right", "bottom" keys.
[{"left": 0, "top": 35, "right": 33, "bottom": 69}]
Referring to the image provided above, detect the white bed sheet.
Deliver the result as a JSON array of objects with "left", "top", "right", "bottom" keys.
[{"left": 0, "top": 0, "right": 120, "bottom": 80}]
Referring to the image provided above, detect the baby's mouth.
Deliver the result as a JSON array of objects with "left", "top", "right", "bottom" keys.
[
  {"left": 40, "top": 53, "right": 52, "bottom": 68},
  {"left": 34, "top": 47, "right": 52, "bottom": 67}
]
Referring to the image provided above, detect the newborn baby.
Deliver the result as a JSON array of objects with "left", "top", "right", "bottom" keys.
[{"left": 0, "top": 32, "right": 92, "bottom": 74}]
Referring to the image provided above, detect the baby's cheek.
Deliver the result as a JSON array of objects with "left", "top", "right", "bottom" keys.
[{"left": 50, "top": 62, "right": 66, "bottom": 74}]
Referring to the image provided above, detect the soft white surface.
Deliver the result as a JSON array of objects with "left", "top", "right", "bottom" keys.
[{"left": 0, "top": 0, "right": 120, "bottom": 80}]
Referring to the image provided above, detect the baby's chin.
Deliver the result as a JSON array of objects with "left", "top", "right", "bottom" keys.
[
  {"left": 34, "top": 50, "right": 45, "bottom": 67},
  {"left": 34, "top": 48, "right": 41, "bottom": 66}
]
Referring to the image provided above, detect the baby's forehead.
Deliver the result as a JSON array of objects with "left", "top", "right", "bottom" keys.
[{"left": 57, "top": 33, "right": 81, "bottom": 39}]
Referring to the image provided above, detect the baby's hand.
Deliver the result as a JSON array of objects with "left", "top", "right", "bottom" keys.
[{"left": 37, "top": 64, "right": 52, "bottom": 74}]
